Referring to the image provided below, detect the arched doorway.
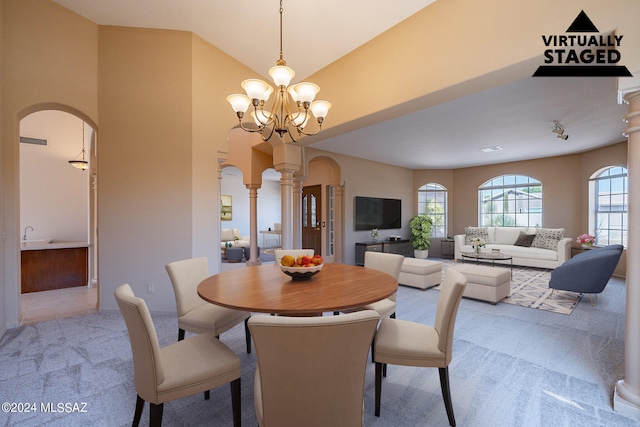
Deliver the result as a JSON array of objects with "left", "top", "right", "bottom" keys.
[
  {"left": 305, "top": 155, "right": 344, "bottom": 264},
  {"left": 17, "top": 106, "right": 98, "bottom": 324}
]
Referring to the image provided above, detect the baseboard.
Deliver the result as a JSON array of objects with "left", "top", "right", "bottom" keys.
[{"left": 614, "top": 380, "right": 640, "bottom": 421}]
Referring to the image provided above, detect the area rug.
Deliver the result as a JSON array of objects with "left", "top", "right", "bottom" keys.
[{"left": 440, "top": 260, "right": 582, "bottom": 315}]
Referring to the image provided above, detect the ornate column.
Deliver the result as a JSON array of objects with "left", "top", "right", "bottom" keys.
[
  {"left": 292, "top": 177, "right": 304, "bottom": 249},
  {"left": 333, "top": 181, "right": 345, "bottom": 263},
  {"left": 246, "top": 184, "right": 262, "bottom": 266},
  {"left": 279, "top": 169, "right": 295, "bottom": 249},
  {"left": 614, "top": 88, "right": 640, "bottom": 420}
]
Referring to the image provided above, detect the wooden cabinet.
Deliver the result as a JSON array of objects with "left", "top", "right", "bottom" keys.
[
  {"left": 355, "top": 240, "right": 412, "bottom": 266},
  {"left": 21, "top": 247, "right": 88, "bottom": 293}
]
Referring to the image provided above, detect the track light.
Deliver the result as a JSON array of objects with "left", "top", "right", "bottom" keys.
[{"left": 552, "top": 121, "right": 568, "bottom": 140}]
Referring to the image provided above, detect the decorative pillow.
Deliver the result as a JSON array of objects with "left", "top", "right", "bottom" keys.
[
  {"left": 531, "top": 228, "right": 565, "bottom": 250},
  {"left": 514, "top": 231, "right": 536, "bottom": 247},
  {"left": 465, "top": 227, "right": 490, "bottom": 245},
  {"left": 232, "top": 228, "right": 242, "bottom": 240},
  {"left": 221, "top": 228, "right": 234, "bottom": 241}
]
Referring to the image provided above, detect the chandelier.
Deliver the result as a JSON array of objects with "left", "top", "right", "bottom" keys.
[
  {"left": 68, "top": 120, "right": 88, "bottom": 170},
  {"left": 227, "top": 0, "right": 331, "bottom": 143}
]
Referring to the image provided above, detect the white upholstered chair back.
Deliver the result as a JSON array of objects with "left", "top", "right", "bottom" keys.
[
  {"left": 434, "top": 268, "right": 467, "bottom": 363},
  {"left": 249, "top": 310, "right": 380, "bottom": 427},
  {"left": 364, "top": 251, "right": 404, "bottom": 302},
  {"left": 115, "top": 284, "right": 166, "bottom": 402},
  {"left": 165, "top": 256, "right": 209, "bottom": 317}
]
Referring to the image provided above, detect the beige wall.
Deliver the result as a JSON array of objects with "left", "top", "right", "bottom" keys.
[
  {"left": 98, "top": 27, "right": 257, "bottom": 313},
  {"left": 1, "top": 0, "right": 6, "bottom": 335},
  {"left": 191, "top": 34, "right": 257, "bottom": 271},
  {"left": 2, "top": 0, "right": 98, "bottom": 327},
  {"left": 307, "top": 148, "right": 414, "bottom": 266},
  {"left": 414, "top": 142, "right": 628, "bottom": 275},
  {"left": 98, "top": 26, "right": 195, "bottom": 312}
]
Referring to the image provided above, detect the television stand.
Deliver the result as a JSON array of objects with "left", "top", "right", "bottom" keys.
[{"left": 355, "top": 239, "right": 412, "bottom": 266}]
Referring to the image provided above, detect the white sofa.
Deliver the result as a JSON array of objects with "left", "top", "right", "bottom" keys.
[
  {"left": 221, "top": 228, "right": 250, "bottom": 249},
  {"left": 454, "top": 226, "right": 571, "bottom": 269}
]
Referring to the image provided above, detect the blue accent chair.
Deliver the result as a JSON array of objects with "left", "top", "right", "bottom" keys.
[{"left": 549, "top": 244, "right": 623, "bottom": 305}]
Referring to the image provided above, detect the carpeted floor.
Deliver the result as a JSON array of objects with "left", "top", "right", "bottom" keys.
[{"left": 0, "top": 270, "right": 633, "bottom": 426}]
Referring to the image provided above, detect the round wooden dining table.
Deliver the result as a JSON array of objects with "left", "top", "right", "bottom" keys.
[{"left": 197, "top": 263, "right": 398, "bottom": 316}]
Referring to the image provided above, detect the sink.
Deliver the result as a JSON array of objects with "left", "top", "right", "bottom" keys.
[{"left": 20, "top": 238, "right": 52, "bottom": 247}]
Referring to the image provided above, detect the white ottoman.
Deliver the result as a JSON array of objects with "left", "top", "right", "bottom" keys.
[
  {"left": 398, "top": 258, "right": 443, "bottom": 290},
  {"left": 450, "top": 264, "right": 511, "bottom": 304}
]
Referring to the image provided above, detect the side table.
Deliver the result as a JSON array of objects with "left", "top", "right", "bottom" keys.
[{"left": 440, "top": 238, "right": 455, "bottom": 259}]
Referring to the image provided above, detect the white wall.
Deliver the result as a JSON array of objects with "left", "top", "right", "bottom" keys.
[
  {"left": 220, "top": 167, "right": 281, "bottom": 238},
  {"left": 19, "top": 111, "right": 89, "bottom": 243}
]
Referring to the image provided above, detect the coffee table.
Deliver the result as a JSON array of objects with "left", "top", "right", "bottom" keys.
[
  {"left": 460, "top": 251, "right": 513, "bottom": 277},
  {"left": 197, "top": 263, "right": 398, "bottom": 316}
]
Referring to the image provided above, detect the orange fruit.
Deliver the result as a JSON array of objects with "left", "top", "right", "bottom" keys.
[{"left": 280, "top": 255, "right": 295, "bottom": 267}]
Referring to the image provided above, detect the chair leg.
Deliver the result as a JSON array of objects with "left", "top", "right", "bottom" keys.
[
  {"left": 132, "top": 395, "right": 145, "bottom": 427},
  {"left": 244, "top": 318, "right": 252, "bottom": 354},
  {"left": 204, "top": 390, "right": 210, "bottom": 400},
  {"left": 438, "top": 367, "right": 456, "bottom": 427},
  {"left": 178, "top": 328, "right": 185, "bottom": 341},
  {"left": 231, "top": 378, "right": 241, "bottom": 427},
  {"left": 375, "top": 362, "right": 383, "bottom": 416},
  {"left": 149, "top": 402, "right": 164, "bottom": 427},
  {"left": 383, "top": 363, "right": 387, "bottom": 378}
]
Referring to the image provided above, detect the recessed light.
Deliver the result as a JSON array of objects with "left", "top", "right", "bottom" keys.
[{"left": 480, "top": 146, "right": 502, "bottom": 153}]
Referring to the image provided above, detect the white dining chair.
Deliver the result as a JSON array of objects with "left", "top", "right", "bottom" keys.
[
  {"left": 115, "top": 284, "right": 241, "bottom": 427},
  {"left": 166, "top": 257, "right": 251, "bottom": 352},
  {"left": 373, "top": 268, "right": 467, "bottom": 426},
  {"left": 248, "top": 310, "right": 380, "bottom": 427}
]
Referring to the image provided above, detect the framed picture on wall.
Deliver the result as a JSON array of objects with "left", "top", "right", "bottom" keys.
[{"left": 221, "top": 195, "right": 232, "bottom": 221}]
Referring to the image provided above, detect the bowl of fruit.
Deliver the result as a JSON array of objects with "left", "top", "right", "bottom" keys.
[{"left": 279, "top": 254, "right": 323, "bottom": 281}]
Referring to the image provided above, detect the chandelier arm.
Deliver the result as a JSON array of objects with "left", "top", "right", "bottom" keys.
[
  {"left": 261, "top": 125, "right": 277, "bottom": 142},
  {"left": 253, "top": 106, "right": 273, "bottom": 127},
  {"left": 237, "top": 119, "right": 263, "bottom": 133},
  {"left": 297, "top": 125, "right": 323, "bottom": 137},
  {"left": 286, "top": 124, "right": 300, "bottom": 143}
]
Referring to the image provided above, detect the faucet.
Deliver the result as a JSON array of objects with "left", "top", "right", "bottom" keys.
[{"left": 23, "top": 226, "right": 34, "bottom": 241}]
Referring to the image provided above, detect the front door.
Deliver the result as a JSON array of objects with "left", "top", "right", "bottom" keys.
[{"left": 302, "top": 185, "right": 322, "bottom": 254}]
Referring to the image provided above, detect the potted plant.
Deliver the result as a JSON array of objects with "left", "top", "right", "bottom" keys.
[{"left": 409, "top": 215, "right": 433, "bottom": 259}]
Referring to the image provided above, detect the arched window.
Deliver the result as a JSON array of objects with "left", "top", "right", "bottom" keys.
[
  {"left": 418, "top": 183, "right": 447, "bottom": 238},
  {"left": 590, "top": 166, "right": 627, "bottom": 247},
  {"left": 479, "top": 175, "right": 542, "bottom": 227}
]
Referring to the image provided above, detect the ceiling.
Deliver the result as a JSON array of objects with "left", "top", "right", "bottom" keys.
[{"left": 53, "top": 0, "right": 630, "bottom": 169}]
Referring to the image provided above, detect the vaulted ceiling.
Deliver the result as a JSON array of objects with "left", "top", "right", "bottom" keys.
[{"left": 53, "top": 0, "right": 630, "bottom": 169}]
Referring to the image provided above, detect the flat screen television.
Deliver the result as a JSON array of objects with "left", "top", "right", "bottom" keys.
[{"left": 354, "top": 196, "right": 402, "bottom": 231}]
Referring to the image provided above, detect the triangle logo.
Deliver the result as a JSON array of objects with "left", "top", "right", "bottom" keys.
[
  {"left": 533, "top": 10, "right": 631, "bottom": 77},
  {"left": 566, "top": 10, "right": 599, "bottom": 33}
]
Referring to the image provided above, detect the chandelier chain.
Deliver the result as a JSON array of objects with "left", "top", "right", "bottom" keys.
[{"left": 277, "top": 0, "right": 285, "bottom": 65}]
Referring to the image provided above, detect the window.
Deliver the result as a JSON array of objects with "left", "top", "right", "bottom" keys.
[
  {"left": 418, "top": 183, "right": 447, "bottom": 237},
  {"left": 591, "top": 166, "right": 627, "bottom": 247},
  {"left": 479, "top": 175, "right": 542, "bottom": 227}
]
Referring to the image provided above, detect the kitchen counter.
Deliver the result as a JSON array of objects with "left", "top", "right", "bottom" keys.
[{"left": 20, "top": 241, "right": 90, "bottom": 251}]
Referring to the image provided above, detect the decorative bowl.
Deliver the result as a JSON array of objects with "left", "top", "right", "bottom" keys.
[{"left": 280, "top": 264, "right": 323, "bottom": 281}]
